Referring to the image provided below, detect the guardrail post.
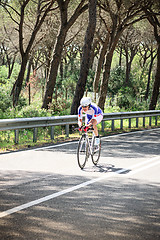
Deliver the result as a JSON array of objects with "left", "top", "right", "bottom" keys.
[
  {"left": 143, "top": 117, "right": 145, "bottom": 127},
  {"left": 112, "top": 120, "right": 114, "bottom": 131},
  {"left": 149, "top": 116, "right": 152, "bottom": 126},
  {"left": 136, "top": 117, "right": 139, "bottom": 128},
  {"left": 14, "top": 130, "right": 19, "bottom": 144},
  {"left": 33, "top": 128, "right": 38, "bottom": 142},
  {"left": 51, "top": 126, "right": 54, "bottom": 140},
  {"left": 101, "top": 121, "right": 105, "bottom": 133},
  {"left": 155, "top": 116, "right": 157, "bottom": 126},
  {"left": 129, "top": 118, "right": 131, "bottom": 128},
  {"left": 65, "top": 124, "right": 69, "bottom": 137},
  {"left": 120, "top": 119, "right": 123, "bottom": 130}
]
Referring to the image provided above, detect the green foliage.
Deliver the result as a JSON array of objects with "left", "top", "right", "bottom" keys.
[
  {"left": 0, "top": 85, "right": 12, "bottom": 112},
  {"left": 108, "top": 66, "right": 126, "bottom": 96},
  {"left": 55, "top": 70, "right": 78, "bottom": 99},
  {"left": 0, "top": 66, "right": 8, "bottom": 84},
  {"left": 0, "top": 63, "right": 20, "bottom": 84},
  {"left": 107, "top": 65, "right": 151, "bottom": 111},
  {"left": 49, "top": 96, "right": 72, "bottom": 116},
  {"left": 86, "top": 69, "right": 95, "bottom": 92},
  {"left": 9, "top": 63, "right": 21, "bottom": 79},
  {"left": 117, "top": 87, "right": 133, "bottom": 109},
  {"left": 117, "top": 86, "right": 149, "bottom": 111},
  {"left": 55, "top": 67, "right": 95, "bottom": 98},
  {"left": 0, "top": 64, "right": 27, "bottom": 118},
  {"left": 17, "top": 105, "right": 50, "bottom": 118}
]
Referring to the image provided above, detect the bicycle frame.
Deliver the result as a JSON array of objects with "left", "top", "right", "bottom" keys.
[
  {"left": 83, "top": 130, "right": 95, "bottom": 157},
  {"left": 77, "top": 127, "right": 101, "bottom": 169}
]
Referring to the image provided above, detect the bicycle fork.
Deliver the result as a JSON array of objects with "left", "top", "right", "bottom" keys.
[
  {"left": 79, "top": 134, "right": 90, "bottom": 157},
  {"left": 86, "top": 135, "right": 94, "bottom": 159}
]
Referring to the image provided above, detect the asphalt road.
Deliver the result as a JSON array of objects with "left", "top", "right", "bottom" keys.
[{"left": 0, "top": 128, "right": 160, "bottom": 240}]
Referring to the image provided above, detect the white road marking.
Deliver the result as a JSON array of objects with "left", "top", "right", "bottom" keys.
[
  {"left": 128, "top": 158, "right": 160, "bottom": 176},
  {"left": 102, "top": 127, "right": 160, "bottom": 139},
  {"left": 35, "top": 141, "right": 78, "bottom": 150},
  {"left": 0, "top": 155, "right": 159, "bottom": 218}
]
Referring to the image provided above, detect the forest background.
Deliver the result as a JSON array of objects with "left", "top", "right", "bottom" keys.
[{"left": 0, "top": 0, "right": 160, "bottom": 122}]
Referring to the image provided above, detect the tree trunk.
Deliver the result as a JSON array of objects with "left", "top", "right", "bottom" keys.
[
  {"left": 8, "top": 54, "right": 16, "bottom": 79},
  {"left": 97, "top": 27, "right": 123, "bottom": 111},
  {"left": 145, "top": 50, "right": 157, "bottom": 100},
  {"left": 89, "top": 40, "right": 98, "bottom": 69},
  {"left": 42, "top": 27, "right": 67, "bottom": 109},
  {"left": 125, "top": 49, "right": 130, "bottom": 85},
  {"left": 149, "top": 42, "right": 160, "bottom": 110},
  {"left": 11, "top": 55, "right": 28, "bottom": 107},
  {"left": 70, "top": 0, "right": 97, "bottom": 115},
  {"left": 98, "top": 52, "right": 113, "bottom": 111},
  {"left": 119, "top": 46, "right": 123, "bottom": 66},
  {"left": 93, "top": 35, "right": 109, "bottom": 101},
  {"left": 125, "top": 48, "right": 136, "bottom": 86},
  {"left": 25, "top": 57, "right": 33, "bottom": 86}
]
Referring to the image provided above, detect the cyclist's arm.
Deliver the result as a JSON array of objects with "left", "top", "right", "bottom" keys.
[
  {"left": 78, "top": 119, "right": 82, "bottom": 128},
  {"left": 86, "top": 119, "right": 93, "bottom": 128},
  {"left": 78, "top": 106, "right": 83, "bottom": 127}
]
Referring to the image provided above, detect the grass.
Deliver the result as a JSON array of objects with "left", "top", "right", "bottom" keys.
[{"left": 0, "top": 116, "right": 160, "bottom": 153}]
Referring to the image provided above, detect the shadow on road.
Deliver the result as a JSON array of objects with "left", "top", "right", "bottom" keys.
[
  {"left": 82, "top": 164, "right": 131, "bottom": 174},
  {"left": 38, "top": 130, "right": 160, "bottom": 160},
  {"left": 0, "top": 170, "right": 159, "bottom": 240},
  {"left": 0, "top": 130, "right": 160, "bottom": 239}
]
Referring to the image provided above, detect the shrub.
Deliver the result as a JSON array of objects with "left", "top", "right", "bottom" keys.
[
  {"left": 49, "top": 96, "right": 72, "bottom": 116},
  {"left": 0, "top": 85, "right": 12, "bottom": 112},
  {"left": 0, "top": 66, "right": 9, "bottom": 84},
  {"left": 17, "top": 105, "right": 50, "bottom": 118},
  {"left": 108, "top": 66, "right": 126, "bottom": 97},
  {"left": 116, "top": 86, "right": 135, "bottom": 109}
]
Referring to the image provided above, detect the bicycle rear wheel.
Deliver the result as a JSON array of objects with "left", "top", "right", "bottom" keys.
[
  {"left": 91, "top": 137, "right": 101, "bottom": 165},
  {"left": 77, "top": 135, "right": 88, "bottom": 169}
]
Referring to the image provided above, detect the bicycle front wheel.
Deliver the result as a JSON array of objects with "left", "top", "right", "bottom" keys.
[
  {"left": 77, "top": 135, "right": 88, "bottom": 169},
  {"left": 91, "top": 137, "right": 101, "bottom": 165}
]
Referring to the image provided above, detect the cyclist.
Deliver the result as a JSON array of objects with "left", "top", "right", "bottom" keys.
[{"left": 78, "top": 97, "right": 103, "bottom": 145}]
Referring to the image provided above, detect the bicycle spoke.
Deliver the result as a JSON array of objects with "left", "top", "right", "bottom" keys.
[
  {"left": 77, "top": 129, "right": 101, "bottom": 169},
  {"left": 77, "top": 135, "right": 87, "bottom": 169},
  {"left": 91, "top": 137, "right": 101, "bottom": 165}
]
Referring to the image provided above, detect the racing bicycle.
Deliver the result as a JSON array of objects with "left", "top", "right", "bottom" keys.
[{"left": 77, "top": 126, "right": 101, "bottom": 169}]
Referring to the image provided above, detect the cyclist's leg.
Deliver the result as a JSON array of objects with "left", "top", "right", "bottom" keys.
[
  {"left": 90, "top": 114, "right": 103, "bottom": 136},
  {"left": 92, "top": 119, "right": 98, "bottom": 136}
]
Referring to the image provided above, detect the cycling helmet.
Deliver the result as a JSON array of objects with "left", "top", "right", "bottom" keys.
[{"left": 80, "top": 97, "right": 91, "bottom": 107}]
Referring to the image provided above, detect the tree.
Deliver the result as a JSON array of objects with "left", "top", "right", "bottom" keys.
[
  {"left": 0, "top": 0, "right": 55, "bottom": 107},
  {"left": 42, "top": 0, "right": 88, "bottom": 109},
  {"left": 70, "top": 0, "right": 97, "bottom": 115},
  {"left": 93, "top": 19, "right": 109, "bottom": 101},
  {"left": 0, "top": 8, "right": 18, "bottom": 77},
  {"left": 118, "top": 26, "right": 140, "bottom": 86},
  {"left": 136, "top": 23, "right": 157, "bottom": 100},
  {"left": 145, "top": 45, "right": 157, "bottom": 100},
  {"left": 95, "top": 0, "right": 148, "bottom": 111},
  {"left": 0, "top": 41, "right": 17, "bottom": 78},
  {"left": 143, "top": 1, "right": 160, "bottom": 109}
]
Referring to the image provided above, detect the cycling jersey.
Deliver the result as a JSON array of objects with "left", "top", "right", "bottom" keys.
[{"left": 78, "top": 103, "right": 103, "bottom": 125}]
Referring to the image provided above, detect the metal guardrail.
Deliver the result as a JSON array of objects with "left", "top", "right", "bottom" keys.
[
  {"left": 0, "top": 110, "right": 160, "bottom": 144},
  {"left": 102, "top": 110, "right": 160, "bottom": 131}
]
